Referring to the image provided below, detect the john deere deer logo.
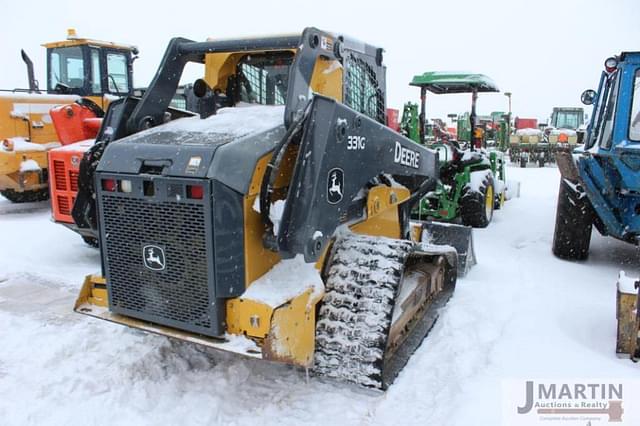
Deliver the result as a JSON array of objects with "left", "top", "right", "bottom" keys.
[
  {"left": 327, "top": 168, "right": 344, "bottom": 204},
  {"left": 143, "top": 245, "right": 166, "bottom": 271}
]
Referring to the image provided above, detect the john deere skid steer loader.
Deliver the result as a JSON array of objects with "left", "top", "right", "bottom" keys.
[{"left": 73, "top": 28, "right": 461, "bottom": 389}]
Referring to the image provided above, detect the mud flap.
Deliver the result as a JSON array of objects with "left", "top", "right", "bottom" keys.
[
  {"left": 418, "top": 221, "right": 476, "bottom": 277},
  {"left": 555, "top": 150, "right": 582, "bottom": 182}
]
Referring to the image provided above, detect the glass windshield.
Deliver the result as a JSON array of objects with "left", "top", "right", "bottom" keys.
[
  {"left": 554, "top": 112, "right": 581, "bottom": 129},
  {"left": 629, "top": 70, "right": 640, "bottom": 141},
  {"left": 237, "top": 52, "right": 293, "bottom": 105},
  {"left": 107, "top": 53, "right": 130, "bottom": 94},
  {"left": 49, "top": 46, "right": 85, "bottom": 89}
]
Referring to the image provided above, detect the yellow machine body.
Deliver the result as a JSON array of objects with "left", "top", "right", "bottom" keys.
[{"left": 0, "top": 29, "right": 135, "bottom": 197}]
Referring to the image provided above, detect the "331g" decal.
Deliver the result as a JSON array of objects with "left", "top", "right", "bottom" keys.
[{"left": 347, "top": 135, "right": 366, "bottom": 150}]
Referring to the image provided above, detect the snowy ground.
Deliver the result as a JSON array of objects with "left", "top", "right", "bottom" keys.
[{"left": 1, "top": 165, "right": 639, "bottom": 425}]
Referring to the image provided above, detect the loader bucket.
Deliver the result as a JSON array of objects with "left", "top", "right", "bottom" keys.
[{"left": 418, "top": 221, "right": 476, "bottom": 277}]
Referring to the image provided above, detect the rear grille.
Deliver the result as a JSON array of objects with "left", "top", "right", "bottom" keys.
[
  {"left": 101, "top": 191, "right": 212, "bottom": 333},
  {"left": 53, "top": 160, "right": 66, "bottom": 190},
  {"left": 57, "top": 196, "right": 70, "bottom": 215},
  {"left": 69, "top": 171, "right": 79, "bottom": 191}
]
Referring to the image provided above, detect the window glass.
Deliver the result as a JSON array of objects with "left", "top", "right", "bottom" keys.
[
  {"left": 107, "top": 53, "right": 129, "bottom": 94},
  {"left": 629, "top": 70, "right": 640, "bottom": 141},
  {"left": 49, "top": 46, "right": 85, "bottom": 89},
  {"left": 91, "top": 50, "right": 101, "bottom": 93},
  {"left": 586, "top": 75, "right": 612, "bottom": 149},
  {"left": 599, "top": 73, "right": 620, "bottom": 149},
  {"left": 237, "top": 52, "right": 293, "bottom": 105},
  {"left": 345, "top": 54, "right": 384, "bottom": 123},
  {"left": 554, "top": 112, "right": 580, "bottom": 129}
]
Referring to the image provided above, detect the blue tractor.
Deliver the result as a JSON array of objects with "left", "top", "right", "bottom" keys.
[{"left": 553, "top": 52, "right": 640, "bottom": 259}]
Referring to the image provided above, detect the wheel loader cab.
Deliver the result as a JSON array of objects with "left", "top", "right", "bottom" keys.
[
  {"left": 44, "top": 40, "right": 135, "bottom": 101},
  {"left": 0, "top": 30, "right": 137, "bottom": 203}
]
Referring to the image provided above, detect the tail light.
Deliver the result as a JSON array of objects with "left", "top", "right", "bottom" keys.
[
  {"left": 187, "top": 185, "right": 204, "bottom": 199},
  {"left": 102, "top": 179, "right": 117, "bottom": 192}
]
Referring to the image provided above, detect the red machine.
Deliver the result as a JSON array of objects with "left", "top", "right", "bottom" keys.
[
  {"left": 386, "top": 108, "right": 400, "bottom": 132},
  {"left": 48, "top": 102, "right": 101, "bottom": 224},
  {"left": 514, "top": 117, "right": 538, "bottom": 130}
]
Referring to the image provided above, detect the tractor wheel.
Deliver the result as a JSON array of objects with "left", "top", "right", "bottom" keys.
[
  {"left": 460, "top": 171, "right": 495, "bottom": 228},
  {"left": 552, "top": 178, "right": 593, "bottom": 260},
  {"left": 520, "top": 156, "right": 527, "bottom": 168},
  {"left": 0, "top": 188, "right": 49, "bottom": 203}
]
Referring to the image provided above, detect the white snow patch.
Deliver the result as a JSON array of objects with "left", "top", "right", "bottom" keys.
[
  {"left": 467, "top": 169, "right": 492, "bottom": 193},
  {"left": 550, "top": 128, "right": 578, "bottom": 136},
  {"left": 270, "top": 200, "right": 286, "bottom": 235},
  {"left": 19, "top": 159, "right": 40, "bottom": 172},
  {"left": 142, "top": 104, "right": 284, "bottom": 137},
  {"left": 52, "top": 139, "right": 94, "bottom": 152},
  {"left": 515, "top": 128, "right": 542, "bottom": 136},
  {"left": 241, "top": 255, "right": 324, "bottom": 308},
  {"left": 617, "top": 270, "right": 639, "bottom": 295},
  {"left": 0, "top": 137, "right": 60, "bottom": 153}
]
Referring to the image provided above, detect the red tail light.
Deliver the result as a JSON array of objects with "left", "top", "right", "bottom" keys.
[
  {"left": 102, "top": 179, "right": 117, "bottom": 192},
  {"left": 187, "top": 185, "right": 204, "bottom": 199}
]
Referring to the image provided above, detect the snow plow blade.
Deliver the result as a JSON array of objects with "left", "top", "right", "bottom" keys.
[{"left": 416, "top": 221, "right": 476, "bottom": 277}]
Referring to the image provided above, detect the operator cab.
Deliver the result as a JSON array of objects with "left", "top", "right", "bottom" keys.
[{"left": 43, "top": 29, "right": 136, "bottom": 97}]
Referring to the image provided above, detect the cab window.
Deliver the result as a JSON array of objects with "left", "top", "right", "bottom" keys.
[
  {"left": 344, "top": 54, "right": 385, "bottom": 123},
  {"left": 597, "top": 71, "right": 620, "bottom": 149},
  {"left": 91, "top": 50, "right": 101, "bottom": 93},
  {"left": 107, "top": 53, "right": 130, "bottom": 94},
  {"left": 554, "top": 111, "right": 580, "bottom": 129},
  {"left": 237, "top": 52, "right": 293, "bottom": 105},
  {"left": 629, "top": 70, "right": 640, "bottom": 141},
  {"left": 49, "top": 46, "right": 85, "bottom": 90}
]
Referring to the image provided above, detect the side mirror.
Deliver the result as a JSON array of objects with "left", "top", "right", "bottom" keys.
[{"left": 581, "top": 89, "right": 596, "bottom": 106}]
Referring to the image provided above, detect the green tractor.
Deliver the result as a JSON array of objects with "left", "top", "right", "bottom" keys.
[{"left": 401, "top": 72, "right": 508, "bottom": 228}]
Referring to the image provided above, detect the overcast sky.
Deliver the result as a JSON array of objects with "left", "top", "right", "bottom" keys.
[{"left": 1, "top": 0, "right": 638, "bottom": 123}]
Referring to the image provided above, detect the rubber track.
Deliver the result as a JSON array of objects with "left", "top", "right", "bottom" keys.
[{"left": 314, "top": 233, "right": 414, "bottom": 389}]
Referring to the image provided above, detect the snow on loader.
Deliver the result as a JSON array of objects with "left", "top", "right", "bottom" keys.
[
  {"left": 72, "top": 28, "right": 467, "bottom": 389},
  {"left": 550, "top": 52, "right": 640, "bottom": 359},
  {"left": 0, "top": 29, "right": 137, "bottom": 202},
  {"left": 401, "top": 72, "right": 508, "bottom": 229}
]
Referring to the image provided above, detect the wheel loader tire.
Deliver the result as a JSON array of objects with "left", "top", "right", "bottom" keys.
[
  {"left": 552, "top": 178, "right": 593, "bottom": 260},
  {"left": 0, "top": 188, "right": 49, "bottom": 203},
  {"left": 460, "top": 171, "right": 494, "bottom": 228}
]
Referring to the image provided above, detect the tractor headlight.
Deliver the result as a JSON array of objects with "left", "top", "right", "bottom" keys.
[{"left": 605, "top": 57, "right": 618, "bottom": 73}]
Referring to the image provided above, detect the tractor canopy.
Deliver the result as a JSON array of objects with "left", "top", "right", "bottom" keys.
[{"left": 410, "top": 72, "right": 499, "bottom": 94}]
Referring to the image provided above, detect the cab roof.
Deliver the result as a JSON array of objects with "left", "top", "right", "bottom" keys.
[
  {"left": 41, "top": 29, "right": 137, "bottom": 53},
  {"left": 410, "top": 71, "right": 499, "bottom": 94}
]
